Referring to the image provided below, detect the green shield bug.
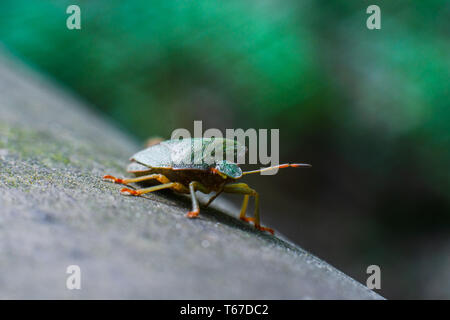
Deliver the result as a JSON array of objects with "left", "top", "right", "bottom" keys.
[{"left": 104, "top": 138, "right": 311, "bottom": 234}]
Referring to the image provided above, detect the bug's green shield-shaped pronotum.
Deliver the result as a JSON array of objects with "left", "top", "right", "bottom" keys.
[
  {"left": 128, "top": 138, "right": 246, "bottom": 171},
  {"left": 214, "top": 160, "right": 242, "bottom": 179},
  {"left": 104, "top": 137, "right": 311, "bottom": 234}
]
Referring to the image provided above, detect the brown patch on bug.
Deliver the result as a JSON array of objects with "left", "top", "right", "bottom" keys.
[{"left": 144, "top": 137, "right": 164, "bottom": 148}]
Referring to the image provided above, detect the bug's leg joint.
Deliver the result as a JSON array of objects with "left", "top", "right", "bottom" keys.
[
  {"left": 120, "top": 187, "right": 140, "bottom": 196},
  {"left": 186, "top": 181, "right": 209, "bottom": 218},
  {"left": 186, "top": 209, "right": 200, "bottom": 218},
  {"left": 223, "top": 183, "right": 274, "bottom": 235},
  {"left": 254, "top": 225, "right": 275, "bottom": 235},
  {"left": 103, "top": 175, "right": 124, "bottom": 184},
  {"left": 240, "top": 216, "right": 255, "bottom": 223}
]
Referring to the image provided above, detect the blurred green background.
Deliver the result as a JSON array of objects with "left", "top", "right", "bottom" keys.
[{"left": 0, "top": 0, "right": 449, "bottom": 299}]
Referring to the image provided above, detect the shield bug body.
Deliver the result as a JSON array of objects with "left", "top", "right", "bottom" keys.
[{"left": 104, "top": 138, "right": 310, "bottom": 234}]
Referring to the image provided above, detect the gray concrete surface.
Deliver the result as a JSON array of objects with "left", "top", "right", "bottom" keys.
[{"left": 0, "top": 52, "right": 383, "bottom": 299}]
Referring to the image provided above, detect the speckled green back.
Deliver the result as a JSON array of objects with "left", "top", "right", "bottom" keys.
[{"left": 128, "top": 138, "right": 245, "bottom": 176}]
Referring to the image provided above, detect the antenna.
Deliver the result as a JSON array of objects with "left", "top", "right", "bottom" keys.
[{"left": 242, "top": 163, "right": 311, "bottom": 175}]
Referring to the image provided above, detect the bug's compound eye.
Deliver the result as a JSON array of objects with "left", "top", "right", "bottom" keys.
[{"left": 214, "top": 160, "right": 242, "bottom": 179}]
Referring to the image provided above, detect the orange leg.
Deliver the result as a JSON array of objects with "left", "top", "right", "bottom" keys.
[
  {"left": 223, "top": 183, "right": 274, "bottom": 235},
  {"left": 104, "top": 172, "right": 189, "bottom": 196},
  {"left": 105, "top": 173, "right": 188, "bottom": 195},
  {"left": 103, "top": 173, "right": 171, "bottom": 186},
  {"left": 238, "top": 194, "right": 251, "bottom": 222},
  {"left": 186, "top": 181, "right": 211, "bottom": 218},
  {"left": 119, "top": 182, "right": 188, "bottom": 196}
]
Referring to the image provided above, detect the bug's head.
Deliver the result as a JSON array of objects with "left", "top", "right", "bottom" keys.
[{"left": 211, "top": 160, "right": 242, "bottom": 179}]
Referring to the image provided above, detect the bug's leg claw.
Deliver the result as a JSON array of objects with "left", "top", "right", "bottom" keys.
[
  {"left": 255, "top": 224, "right": 274, "bottom": 235},
  {"left": 240, "top": 216, "right": 274, "bottom": 235},
  {"left": 103, "top": 175, "right": 124, "bottom": 184},
  {"left": 186, "top": 210, "right": 199, "bottom": 218},
  {"left": 120, "top": 187, "right": 140, "bottom": 196},
  {"left": 240, "top": 216, "right": 255, "bottom": 223}
]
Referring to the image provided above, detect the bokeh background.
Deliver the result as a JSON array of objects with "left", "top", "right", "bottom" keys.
[{"left": 0, "top": 0, "right": 449, "bottom": 299}]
